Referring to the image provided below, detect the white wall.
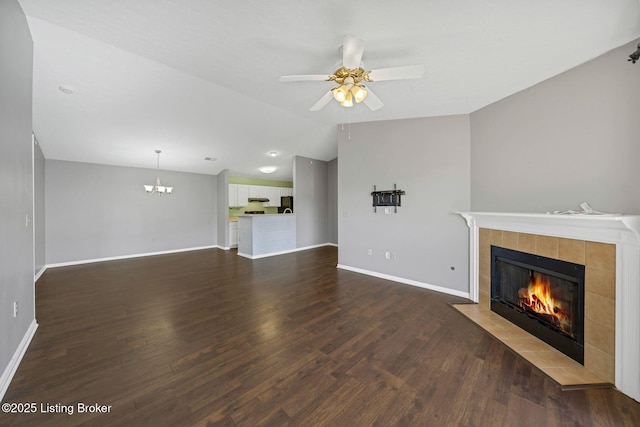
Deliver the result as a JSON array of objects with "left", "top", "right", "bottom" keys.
[
  {"left": 0, "top": 0, "right": 35, "bottom": 399},
  {"left": 45, "top": 160, "right": 217, "bottom": 264},
  {"left": 338, "top": 116, "right": 471, "bottom": 294},
  {"left": 470, "top": 40, "right": 640, "bottom": 214}
]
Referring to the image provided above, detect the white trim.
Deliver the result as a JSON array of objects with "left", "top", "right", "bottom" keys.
[
  {"left": 617, "top": 243, "right": 640, "bottom": 402},
  {"left": 44, "top": 245, "right": 222, "bottom": 269},
  {"left": 457, "top": 211, "right": 640, "bottom": 245},
  {"left": 325, "top": 243, "right": 338, "bottom": 247},
  {"left": 336, "top": 264, "right": 470, "bottom": 299},
  {"left": 31, "top": 134, "right": 36, "bottom": 317},
  {"left": 238, "top": 243, "right": 336, "bottom": 260},
  {"left": 297, "top": 243, "right": 335, "bottom": 251},
  {"left": 0, "top": 320, "right": 38, "bottom": 401},
  {"left": 34, "top": 266, "right": 46, "bottom": 282}
]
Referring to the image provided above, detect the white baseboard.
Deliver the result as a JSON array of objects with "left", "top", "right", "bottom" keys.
[
  {"left": 0, "top": 319, "right": 38, "bottom": 401},
  {"left": 297, "top": 243, "right": 336, "bottom": 251},
  {"left": 42, "top": 245, "right": 222, "bottom": 271},
  {"left": 238, "top": 243, "right": 337, "bottom": 260},
  {"left": 34, "top": 266, "right": 46, "bottom": 282},
  {"left": 336, "top": 264, "right": 470, "bottom": 299}
]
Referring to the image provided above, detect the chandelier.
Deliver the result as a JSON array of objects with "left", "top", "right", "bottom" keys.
[{"left": 144, "top": 150, "right": 173, "bottom": 195}]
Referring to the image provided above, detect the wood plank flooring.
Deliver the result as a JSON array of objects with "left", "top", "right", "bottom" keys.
[{"left": 2, "top": 246, "right": 639, "bottom": 426}]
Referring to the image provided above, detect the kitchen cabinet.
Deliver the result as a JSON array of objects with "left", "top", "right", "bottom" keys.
[
  {"left": 229, "top": 184, "right": 238, "bottom": 207},
  {"left": 248, "top": 186, "right": 265, "bottom": 199},
  {"left": 265, "top": 187, "right": 281, "bottom": 207},
  {"left": 229, "top": 221, "right": 238, "bottom": 247},
  {"left": 280, "top": 188, "right": 293, "bottom": 198},
  {"left": 236, "top": 184, "right": 249, "bottom": 206},
  {"left": 235, "top": 184, "right": 292, "bottom": 207},
  {"left": 229, "top": 184, "right": 249, "bottom": 207}
]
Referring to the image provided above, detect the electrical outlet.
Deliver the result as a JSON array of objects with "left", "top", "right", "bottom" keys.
[
  {"left": 385, "top": 251, "right": 392, "bottom": 260},
  {"left": 368, "top": 249, "right": 373, "bottom": 256},
  {"left": 384, "top": 207, "right": 392, "bottom": 214},
  {"left": 13, "top": 301, "right": 18, "bottom": 318}
]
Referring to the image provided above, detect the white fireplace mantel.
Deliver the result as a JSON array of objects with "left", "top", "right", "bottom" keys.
[{"left": 457, "top": 211, "right": 640, "bottom": 402}]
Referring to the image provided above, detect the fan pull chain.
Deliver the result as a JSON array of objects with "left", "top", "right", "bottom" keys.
[{"left": 339, "top": 108, "right": 351, "bottom": 140}]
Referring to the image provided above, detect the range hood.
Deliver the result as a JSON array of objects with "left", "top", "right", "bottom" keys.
[{"left": 248, "top": 197, "right": 269, "bottom": 203}]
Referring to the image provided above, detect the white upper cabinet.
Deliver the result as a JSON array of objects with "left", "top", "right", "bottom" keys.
[
  {"left": 265, "top": 187, "right": 281, "bottom": 207},
  {"left": 232, "top": 183, "right": 292, "bottom": 208},
  {"left": 236, "top": 184, "right": 249, "bottom": 206},
  {"left": 280, "top": 188, "right": 293, "bottom": 198},
  {"left": 248, "top": 185, "right": 266, "bottom": 199},
  {"left": 228, "top": 184, "right": 238, "bottom": 207},
  {"left": 229, "top": 184, "right": 250, "bottom": 207}
]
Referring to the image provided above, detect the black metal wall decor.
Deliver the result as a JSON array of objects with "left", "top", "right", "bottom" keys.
[
  {"left": 629, "top": 43, "right": 640, "bottom": 64},
  {"left": 371, "top": 184, "right": 405, "bottom": 213}
]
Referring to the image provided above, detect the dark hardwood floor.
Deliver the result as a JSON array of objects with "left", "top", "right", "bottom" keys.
[{"left": 2, "top": 246, "right": 639, "bottom": 426}]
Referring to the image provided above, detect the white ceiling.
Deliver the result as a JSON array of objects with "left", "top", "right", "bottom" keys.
[{"left": 17, "top": 0, "right": 640, "bottom": 180}]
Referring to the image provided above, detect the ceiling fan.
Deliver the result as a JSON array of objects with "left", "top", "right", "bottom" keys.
[{"left": 279, "top": 34, "right": 425, "bottom": 112}]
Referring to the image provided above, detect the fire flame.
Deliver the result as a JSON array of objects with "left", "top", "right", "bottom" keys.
[{"left": 518, "top": 272, "right": 571, "bottom": 335}]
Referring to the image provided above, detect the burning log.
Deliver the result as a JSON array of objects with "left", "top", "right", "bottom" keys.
[{"left": 516, "top": 272, "right": 571, "bottom": 335}]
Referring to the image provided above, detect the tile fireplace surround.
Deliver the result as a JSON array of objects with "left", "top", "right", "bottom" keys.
[{"left": 457, "top": 212, "right": 640, "bottom": 402}]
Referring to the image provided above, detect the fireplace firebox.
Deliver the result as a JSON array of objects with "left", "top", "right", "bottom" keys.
[{"left": 490, "top": 246, "right": 585, "bottom": 364}]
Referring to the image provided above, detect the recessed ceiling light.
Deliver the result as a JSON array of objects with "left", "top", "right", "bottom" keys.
[
  {"left": 58, "top": 85, "right": 74, "bottom": 94},
  {"left": 204, "top": 157, "right": 217, "bottom": 161},
  {"left": 268, "top": 151, "right": 279, "bottom": 157},
  {"left": 259, "top": 166, "right": 277, "bottom": 174}
]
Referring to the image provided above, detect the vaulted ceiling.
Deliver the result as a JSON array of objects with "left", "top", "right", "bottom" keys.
[{"left": 18, "top": 0, "right": 640, "bottom": 179}]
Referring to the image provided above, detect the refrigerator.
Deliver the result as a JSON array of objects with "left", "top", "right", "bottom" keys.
[{"left": 278, "top": 196, "right": 293, "bottom": 213}]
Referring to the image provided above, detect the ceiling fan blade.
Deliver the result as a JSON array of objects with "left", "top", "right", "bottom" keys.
[
  {"left": 342, "top": 34, "right": 365, "bottom": 69},
  {"left": 363, "top": 88, "right": 384, "bottom": 111},
  {"left": 310, "top": 91, "right": 334, "bottom": 111},
  {"left": 279, "top": 74, "right": 330, "bottom": 82},
  {"left": 368, "top": 65, "right": 425, "bottom": 81}
]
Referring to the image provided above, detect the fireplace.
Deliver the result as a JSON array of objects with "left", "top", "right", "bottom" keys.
[
  {"left": 490, "top": 246, "right": 585, "bottom": 364},
  {"left": 457, "top": 211, "right": 640, "bottom": 401}
]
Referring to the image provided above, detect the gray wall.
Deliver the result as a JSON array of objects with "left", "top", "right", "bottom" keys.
[
  {"left": 293, "top": 155, "right": 329, "bottom": 247},
  {"left": 327, "top": 157, "right": 338, "bottom": 245},
  {"left": 471, "top": 40, "right": 640, "bottom": 214},
  {"left": 34, "top": 139, "right": 45, "bottom": 275},
  {"left": 338, "top": 116, "right": 471, "bottom": 293},
  {"left": 45, "top": 160, "right": 217, "bottom": 264},
  {"left": 0, "top": 0, "right": 35, "bottom": 395}
]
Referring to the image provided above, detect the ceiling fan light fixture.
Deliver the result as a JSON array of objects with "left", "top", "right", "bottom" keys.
[
  {"left": 341, "top": 91, "right": 354, "bottom": 107},
  {"left": 279, "top": 35, "right": 423, "bottom": 112},
  {"left": 333, "top": 86, "right": 347, "bottom": 102},
  {"left": 352, "top": 85, "right": 367, "bottom": 103}
]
